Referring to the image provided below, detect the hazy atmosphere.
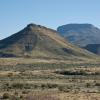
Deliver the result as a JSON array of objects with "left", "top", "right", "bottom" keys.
[{"left": 0, "top": 0, "right": 100, "bottom": 39}]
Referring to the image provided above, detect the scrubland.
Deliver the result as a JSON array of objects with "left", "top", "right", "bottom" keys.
[{"left": 0, "top": 58, "right": 100, "bottom": 100}]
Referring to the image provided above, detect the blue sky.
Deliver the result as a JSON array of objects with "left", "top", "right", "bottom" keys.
[{"left": 0, "top": 0, "right": 100, "bottom": 39}]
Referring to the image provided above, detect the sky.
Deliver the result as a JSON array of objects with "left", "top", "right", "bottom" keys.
[{"left": 0, "top": 0, "right": 100, "bottom": 39}]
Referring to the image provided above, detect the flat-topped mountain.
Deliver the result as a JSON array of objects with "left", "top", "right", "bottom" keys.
[
  {"left": 57, "top": 24, "right": 100, "bottom": 47},
  {"left": 0, "top": 23, "right": 96, "bottom": 59}
]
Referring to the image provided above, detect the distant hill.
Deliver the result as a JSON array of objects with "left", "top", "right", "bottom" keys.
[
  {"left": 57, "top": 23, "right": 100, "bottom": 54},
  {"left": 0, "top": 23, "right": 96, "bottom": 59},
  {"left": 84, "top": 44, "right": 100, "bottom": 55}
]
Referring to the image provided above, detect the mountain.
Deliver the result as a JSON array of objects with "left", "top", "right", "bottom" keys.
[
  {"left": 84, "top": 44, "right": 100, "bottom": 55},
  {"left": 57, "top": 24, "right": 100, "bottom": 47},
  {"left": 0, "top": 23, "right": 96, "bottom": 59}
]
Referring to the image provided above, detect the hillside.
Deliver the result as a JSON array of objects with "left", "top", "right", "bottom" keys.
[
  {"left": 85, "top": 44, "right": 100, "bottom": 55},
  {"left": 0, "top": 23, "right": 96, "bottom": 59},
  {"left": 57, "top": 24, "right": 100, "bottom": 47}
]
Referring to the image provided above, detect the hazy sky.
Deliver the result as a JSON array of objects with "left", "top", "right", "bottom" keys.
[{"left": 0, "top": 0, "right": 100, "bottom": 39}]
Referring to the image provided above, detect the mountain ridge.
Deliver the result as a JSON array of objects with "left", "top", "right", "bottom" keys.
[
  {"left": 57, "top": 23, "right": 100, "bottom": 46},
  {"left": 0, "top": 23, "right": 97, "bottom": 59}
]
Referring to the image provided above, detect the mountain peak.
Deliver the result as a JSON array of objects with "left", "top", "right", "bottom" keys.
[
  {"left": 25, "top": 23, "right": 57, "bottom": 34},
  {"left": 26, "top": 23, "right": 46, "bottom": 30},
  {"left": 27, "top": 23, "right": 37, "bottom": 28},
  {"left": 26, "top": 23, "right": 40, "bottom": 31}
]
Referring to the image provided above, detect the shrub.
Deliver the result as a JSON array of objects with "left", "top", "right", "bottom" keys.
[
  {"left": 41, "top": 83, "right": 58, "bottom": 89},
  {"left": 46, "top": 83, "right": 58, "bottom": 89},
  {"left": 9, "top": 95, "right": 20, "bottom": 100},
  {"left": 22, "top": 90, "right": 29, "bottom": 94},
  {"left": 25, "top": 95, "right": 60, "bottom": 100},
  {"left": 58, "top": 86, "right": 71, "bottom": 92},
  {"left": 2, "top": 93, "right": 10, "bottom": 99},
  {"left": 55, "top": 70, "right": 87, "bottom": 75},
  {"left": 14, "top": 91, "right": 18, "bottom": 96},
  {"left": 86, "top": 83, "right": 91, "bottom": 88},
  {"left": 7, "top": 72, "right": 13, "bottom": 77},
  {"left": 95, "top": 83, "right": 100, "bottom": 86},
  {"left": 11, "top": 83, "right": 24, "bottom": 89}
]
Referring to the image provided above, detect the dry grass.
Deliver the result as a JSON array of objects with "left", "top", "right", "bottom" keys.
[
  {"left": 0, "top": 58, "right": 100, "bottom": 99},
  {"left": 57, "top": 92, "right": 100, "bottom": 100}
]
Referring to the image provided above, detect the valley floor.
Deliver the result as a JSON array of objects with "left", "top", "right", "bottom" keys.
[{"left": 0, "top": 58, "right": 100, "bottom": 100}]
